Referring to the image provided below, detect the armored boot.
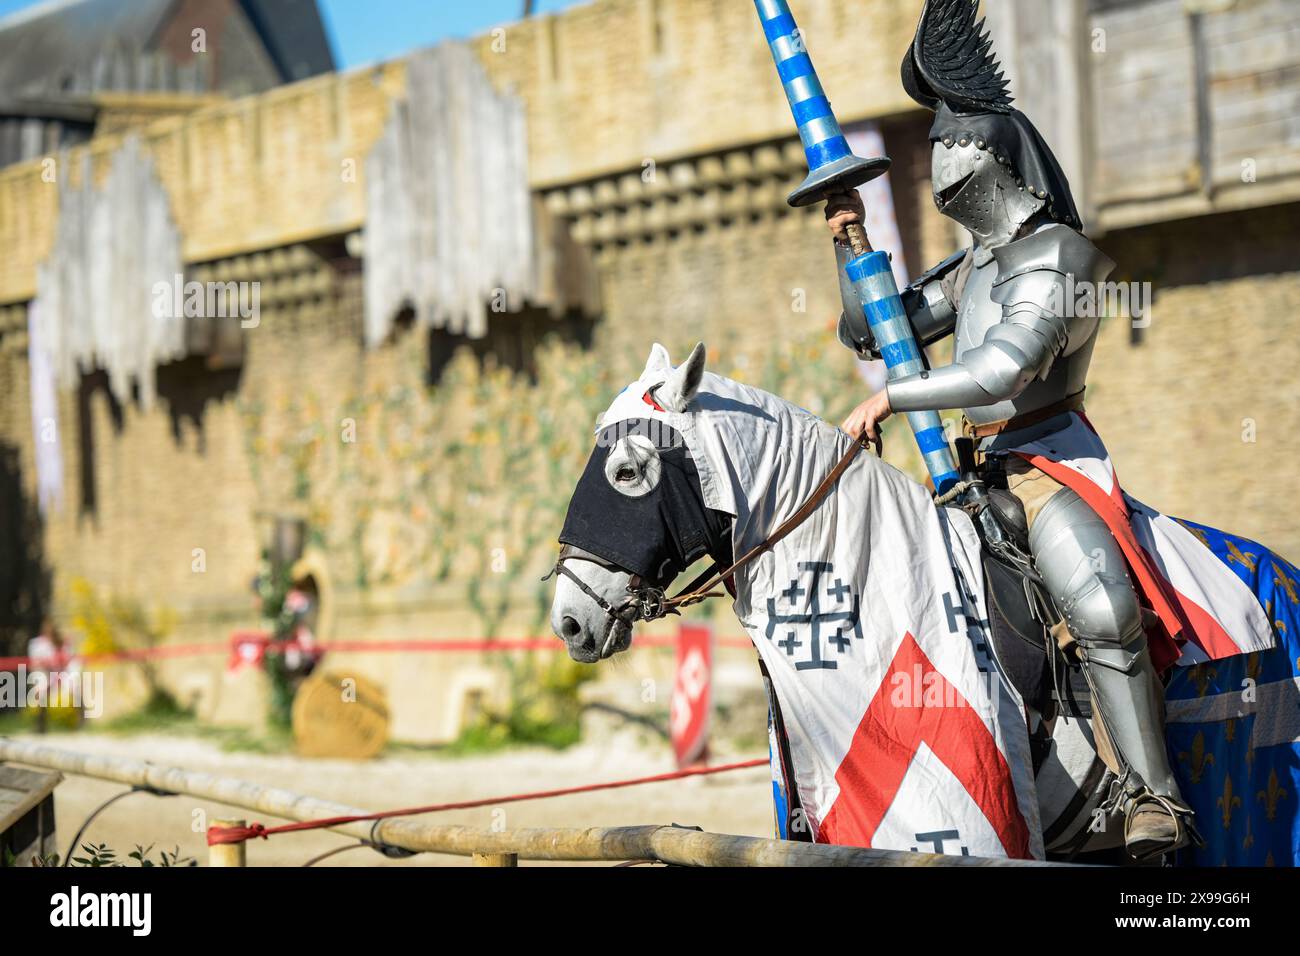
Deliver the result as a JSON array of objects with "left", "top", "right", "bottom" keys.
[
  {"left": 1029, "top": 487, "right": 1199, "bottom": 861},
  {"left": 1081, "top": 633, "right": 1199, "bottom": 860}
]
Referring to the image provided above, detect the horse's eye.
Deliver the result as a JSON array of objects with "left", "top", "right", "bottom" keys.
[{"left": 604, "top": 434, "right": 659, "bottom": 498}]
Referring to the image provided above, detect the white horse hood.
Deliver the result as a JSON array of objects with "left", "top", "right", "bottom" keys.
[{"left": 601, "top": 346, "right": 1044, "bottom": 858}]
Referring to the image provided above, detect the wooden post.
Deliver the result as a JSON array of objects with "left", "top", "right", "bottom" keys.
[
  {"left": 209, "top": 819, "right": 247, "bottom": 868},
  {"left": 473, "top": 852, "right": 518, "bottom": 867}
]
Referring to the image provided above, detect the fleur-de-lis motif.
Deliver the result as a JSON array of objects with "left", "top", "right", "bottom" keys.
[
  {"left": 1217, "top": 774, "right": 1242, "bottom": 830},
  {"left": 1242, "top": 814, "right": 1254, "bottom": 852},
  {"left": 1273, "top": 560, "right": 1299, "bottom": 603},
  {"left": 1226, "top": 541, "right": 1258, "bottom": 572},
  {"left": 1246, "top": 653, "right": 1261, "bottom": 682},
  {"left": 1264, "top": 600, "right": 1286, "bottom": 638},
  {"left": 1257, "top": 769, "right": 1289, "bottom": 822},
  {"left": 1178, "top": 732, "right": 1215, "bottom": 784},
  {"left": 1191, "top": 665, "right": 1218, "bottom": 699},
  {"left": 1175, "top": 518, "right": 1211, "bottom": 550},
  {"left": 1224, "top": 718, "right": 1236, "bottom": 743}
]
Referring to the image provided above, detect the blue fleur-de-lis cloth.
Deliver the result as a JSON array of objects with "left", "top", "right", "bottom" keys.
[{"left": 1165, "top": 518, "right": 1300, "bottom": 867}]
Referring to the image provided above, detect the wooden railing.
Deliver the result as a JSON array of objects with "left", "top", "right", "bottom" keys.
[{"left": 0, "top": 738, "right": 1054, "bottom": 867}]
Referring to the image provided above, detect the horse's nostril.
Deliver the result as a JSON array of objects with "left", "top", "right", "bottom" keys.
[{"left": 560, "top": 616, "right": 582, "bottom": 641}]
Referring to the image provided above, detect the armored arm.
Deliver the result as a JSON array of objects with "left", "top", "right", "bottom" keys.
[
  {"left": 886, "top": 290, "right": 1063, "bottom": 412},
  {"left": 836, "top": 244, "right": 969, "bottom": 358},
  {"left": 887, "top": 226, "right": 1115, "bottom": 414}
]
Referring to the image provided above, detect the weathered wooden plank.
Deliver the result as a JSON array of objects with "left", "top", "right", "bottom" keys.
[
  {"left": 1212, "top": 83, "right": 1300, "bottom": 128},
  {"left": 34, "top": 135, "right": 185, "bottom": 407},
  {"left": 1090, "top": 0, "right": 1201, "bottom": 205},
  {"left": 1203, "top": 0, "right": 1300, "bottom": 44},
  {"left": 0, "top": 766, "right": 62, "bottom": 834},
  {"left": 1209, "top": 31, "right": 1300, "bottom": 77}
]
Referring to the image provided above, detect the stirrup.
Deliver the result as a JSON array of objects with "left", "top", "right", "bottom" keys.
[{"left": 1123, "top": 792, "right": 1203, "bottom": 862}]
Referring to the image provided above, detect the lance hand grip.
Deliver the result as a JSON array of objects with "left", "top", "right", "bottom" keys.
[{"left": 844, "top": 222, "right": 873, "bottom": 257}]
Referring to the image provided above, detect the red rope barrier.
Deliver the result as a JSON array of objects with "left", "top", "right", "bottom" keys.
[
  {"left": 0, "top": 643, "right": 230, "bottom": 670},
  {"left": 205, "top": 757, "right": 769, "bottom": 846},
  {"left": 0, "top": 633, "right": 755, "bottom": 671}
]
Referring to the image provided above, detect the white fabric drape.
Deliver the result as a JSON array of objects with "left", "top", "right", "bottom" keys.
[
  {"left": 27, "top": 300, "right": 63, "bottom": 513},
  {"left": 364, "top": 42, "right": 537, "bottom": 346},
  {"left": 34, "top": 135, "right": 185, "bottom": 408},
  {"left": 595, "top": 359, "right": 1044, "bottom": 859}
]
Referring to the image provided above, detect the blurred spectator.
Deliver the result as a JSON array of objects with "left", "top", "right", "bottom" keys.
[
  {"left": 280, "top": 586, "right": 323, "bottom": 677},
  {"left": 27, "top": 619, "right": 76, "bottom": 732}
]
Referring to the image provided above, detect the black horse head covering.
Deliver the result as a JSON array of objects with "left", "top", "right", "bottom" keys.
[
  {"left": 558, "top": 419, "right": 730, "bottom": 587},
  {"left": 901, "top": 0, "right": 1082, "bottom": 230}
]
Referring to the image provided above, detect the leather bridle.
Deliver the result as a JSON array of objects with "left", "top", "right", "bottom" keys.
[
  {"left": 546, "top": 434, "right": 874, "bottom": 650},
  {"left": 546, "top": 544, "right": 674, "bottom": 623}
]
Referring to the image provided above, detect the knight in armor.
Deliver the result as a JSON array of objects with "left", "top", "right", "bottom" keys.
[{"left": 828, "top": 0, "right": 1197, "bottom": 859}]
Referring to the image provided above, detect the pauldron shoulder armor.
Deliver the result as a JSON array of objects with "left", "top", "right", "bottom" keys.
[{"left": 990, "top": 225, "right": 1116, "bottom": 358}]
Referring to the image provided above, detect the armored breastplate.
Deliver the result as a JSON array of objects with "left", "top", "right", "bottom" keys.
[{"left": 953, "top": 230, "right": 1111, "bottom": 427}]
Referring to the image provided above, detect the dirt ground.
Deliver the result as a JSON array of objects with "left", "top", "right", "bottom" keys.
[{"left": 7, "top": 729, "right": 774, "bottom": 867}]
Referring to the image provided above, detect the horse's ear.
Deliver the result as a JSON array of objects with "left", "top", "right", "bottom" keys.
[
  {"left": 643, "top": 342, "right": 671, "bottom": 377},
  {"left": 656, "top": 342, "right": 706, "bottom": 413}
]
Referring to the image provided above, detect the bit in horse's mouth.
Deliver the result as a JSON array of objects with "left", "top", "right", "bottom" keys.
[{"left": 599, "top": 620, "right": 631, "bottom": 659}]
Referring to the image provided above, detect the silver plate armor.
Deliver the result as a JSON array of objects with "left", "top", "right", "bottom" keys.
[
  {"left": 853, "top": 217, "right": 1191, "bottom": 843},
  {"left": 932, "top": 139, "right": 1046, "bottom": 250},
  {"left": 1030, "top": 486, "right": 1188, "bottom": 813},
  {"left": 885, "top": 223, "right": 1115, "bottom": 427}
]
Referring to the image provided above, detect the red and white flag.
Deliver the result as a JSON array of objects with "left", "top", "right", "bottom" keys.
[{"left": 669, "top": 623, "right": 713, "bottom": 768}]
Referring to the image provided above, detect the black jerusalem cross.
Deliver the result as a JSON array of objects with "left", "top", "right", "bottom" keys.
[
  {"left": 765, "top": 561, "right": 863, "bottom": 670},
  {"left": 911, "top": 829, "right": 969, "bottom": 856},
  {"left": 944, "top": 565, "right": 994, "bottom": 673}
]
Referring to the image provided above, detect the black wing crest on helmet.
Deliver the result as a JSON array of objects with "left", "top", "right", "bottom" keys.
[{"left": 901, "top": 0, "right": 1014, "bottom": 115}]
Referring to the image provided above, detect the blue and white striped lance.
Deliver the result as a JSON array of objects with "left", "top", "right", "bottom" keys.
[
  {"left": 846, "top": 253, "right": 961, "bottom": 493},
  {"left": 753, "top": 0, "right": 958, "bottom": 493},
  {"left": 754, "top": 0, "right": 853, "bottom": 175}
]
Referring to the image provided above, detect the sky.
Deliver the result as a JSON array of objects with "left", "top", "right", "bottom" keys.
[
  {"left": 318, "top": 0, "right": 587, "bottom": 68},
  {"left": 0, "top": 0, "right": 589, "bottom": 69}
]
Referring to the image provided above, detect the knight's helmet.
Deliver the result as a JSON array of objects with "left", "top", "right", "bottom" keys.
[{"left": 901, "top": 0, "right": 1082, "bottom": 247}]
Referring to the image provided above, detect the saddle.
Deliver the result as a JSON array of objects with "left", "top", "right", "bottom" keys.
[{"left": 950, "top": 448, "right": 1091, "bottom": 737}]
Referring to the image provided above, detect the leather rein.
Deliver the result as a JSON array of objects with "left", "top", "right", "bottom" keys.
[{"left": 546, "top": 435, "right": 874, "bottom": 643}]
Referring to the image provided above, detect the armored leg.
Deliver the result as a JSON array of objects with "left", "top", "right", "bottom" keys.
[{"left": 1028, "top": 486, "right": 1196, "bottom": 858}]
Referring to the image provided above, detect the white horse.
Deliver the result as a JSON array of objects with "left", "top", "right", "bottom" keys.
[{"left": 548, "top": 343, "right": 1297, "bottom": 863}]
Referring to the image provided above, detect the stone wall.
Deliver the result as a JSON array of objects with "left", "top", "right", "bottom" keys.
[
  {"left": 1088, "top": 202, "right": 1300, "bottom": 559},
  {"left": 469, "top": 0, "right": 924, "bottom": 188}
]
